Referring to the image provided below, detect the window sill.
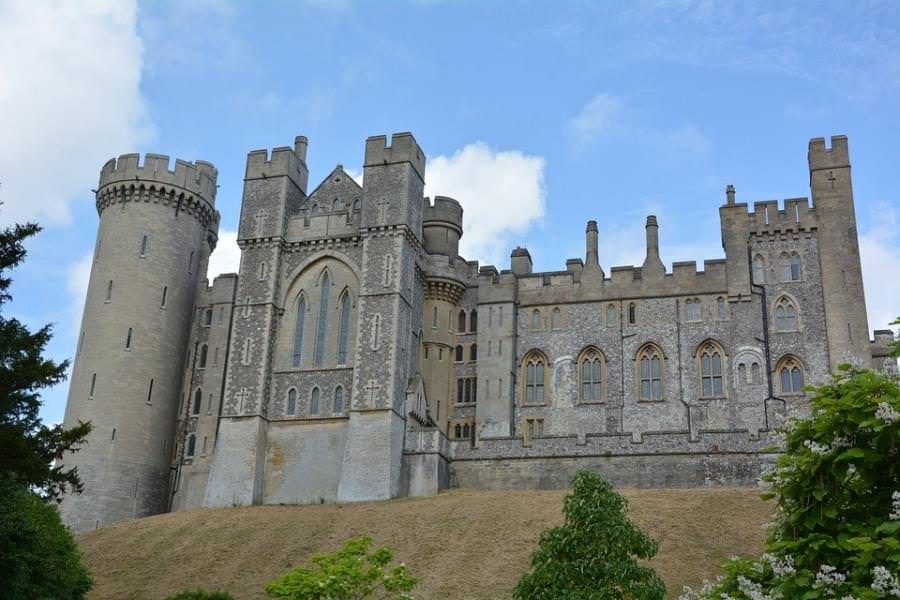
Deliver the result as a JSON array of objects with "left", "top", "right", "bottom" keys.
[
  {"left": 698, "top": 396, "right": 728, "bottom": 401},
  {"left": 578, "top": 400, "right": 607, "bottom": 405},
  {"left": 637, "top": 398, "right": 666, "bottom": 403}
]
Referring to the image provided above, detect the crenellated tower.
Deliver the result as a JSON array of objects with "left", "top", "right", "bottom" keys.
[{"left": 60, "top": 153, "right": 219, "bottom": 532}]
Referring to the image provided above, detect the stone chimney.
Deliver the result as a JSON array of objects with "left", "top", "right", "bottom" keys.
[{"left": 642, "top": 215, "right": 665, "bottom": 277}]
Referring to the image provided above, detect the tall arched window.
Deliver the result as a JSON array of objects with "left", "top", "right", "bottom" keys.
[
  {"left": 198, "top": 344, "right": 208, "bottom": 368},
  {"left": 334, "top": 386, "right": 344, "bottom": 413},
  {"left": 337, "top": 292, "right": 351, "bottom": 364},
  {"left": 470, "top": 344, "right": 477, "bottom": 361},
  {"left": 310, "top": 387, "right": 320, "bottom": 414},
  {"left": 531, "top": 309, "right": 541, "bottom": 330},
  {"left": 241, "top": 338, "right": 252, "bottom": 365},
  {"left": 464, "top": 379, "right": 472, "bottom": 403},
  {"left": 470, "top": 310, "right": 478, "bottom": 332},
  {"left": 287, "top": 388, "right": 297, "bottom": 415},
  {"left": 637, "top": 344, "right": 663, "bottom": 401},
  {"left": 579, "top": 348, "right": 604, "bottom": 402},
  {"left": 751, "top": 362, "right": 761, "bottom": 384},
  {"left": 458, "top": 310, "right": 466, "bottom": 332},
  {"left": 457, "top": 378, "right": 464, "bottom": 404},
  {"left": 523, "top": 351, "right": 547, "bottom": 404},
  {"left": 552, "top": 308, "right": 561, "bottom": 329},
  {"left": 777, "top": 356, "right": 805, "bottom": 394},
  {"left": 774, "top": 296, "right": 798, "bottom": 331},
  {"left": 698, "top": 341, "right": 724, "bottom": 397},
  {"left": 193, "top": 388, "right": 202, "bottom": 415},
  {"left": 455, "top": 345, "right": 464, "bottom": 362},
  {"left": 790, "top": 254, "right": 801, "bottom": 281},
  {"left": 753, "top": 254, "right": 765, "bottom": 284},
  {"left": 292, "top": 295, "right": 306, "bottom": 367},
  {"left": 186, "top": 434, "right": 196, "bottom": 457},
  {"left": 314, "top": 272, "right": 331, "bottom": 366},
  {"left": 454, "top": 424, "right": 462, "bottom": 438},
  {"left": 628, "top": 303, "right": 636, "bottom": 325},
  {"left": 606, "top": 304, "right": 616, "bottom": 326},
  {"left": 738, "top": 363, "right": 747, "bottom": 384}
]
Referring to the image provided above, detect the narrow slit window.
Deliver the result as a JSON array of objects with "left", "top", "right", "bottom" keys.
[
  {"left": 292, "top": 295, "right": 306, "bottom": 367},
  {"left": 140, "top": 235, "right": 148, "bottom": 257},
  {"left": 314, "top": 272, "right": 331, "bottom": 366},
  {"left": 89, "top": 373, "right": 97, "bottom": 398},
  {"left": 193, "top": 388, "right": 202, "bottom": 415},
  {"left": 198, "top": 344, "right": 208, "bottom": 368},
  {"left": 106, "top": 280, "right": 113, "bottom": 302},
  {"left": 146, "top": 378, "right": 154, "bottom": 404},
  {"left": 160, "top": 286, "right": 168, "bottom": 307},
  {"left": 628, "top": 303, "right": 636, "bottom": 325},
  {"left": 125, "top": 327, "right": 133, "bottom": 349}
]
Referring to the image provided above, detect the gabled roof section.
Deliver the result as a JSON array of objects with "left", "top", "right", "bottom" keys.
[{"left": 305, "top": 164, "right": 363, "bottom": 212}]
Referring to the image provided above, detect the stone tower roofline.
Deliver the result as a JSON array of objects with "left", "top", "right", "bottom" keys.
[
  {"left": 99, "top": 153, "right": 218, "bottom": 206},
  {"left": 364, "top": 132, "right": 426, "bottom": 181},
  {"left": 809, "top": 135, "right": 849, "bottom": 172},
  {"left": 245, "top": 135, "right": 309, "bottom": 190},
  {"left": 720, "top": 189, "right": 818, "bottom": 236},
  {"left": 423, "top": 195, "right": 463, "bottom": 236}
]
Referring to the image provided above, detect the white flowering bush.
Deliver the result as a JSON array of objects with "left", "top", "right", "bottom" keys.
[{"left": 682, "top": 366, "right": 900, "bottom": 600}]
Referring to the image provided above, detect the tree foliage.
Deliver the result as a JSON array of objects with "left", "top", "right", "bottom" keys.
[
  {"left": 0, "top": 219, "right": 91, "bottom": 500},
  {"left": 265, "top": 536, "right": 418, "bottom": 600},
  {"left": 514, "top": 470, "right": 666, "bottom": 600},
  {"left": 0, "top": 473, "right": 92, "bottom": 599},
  {"left": 681, "top": 367, "right": 900, "bottom": 599}
]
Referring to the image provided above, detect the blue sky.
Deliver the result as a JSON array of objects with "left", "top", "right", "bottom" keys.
[{"left": 1, "top": 0, "right": 898, "bottom": 425}]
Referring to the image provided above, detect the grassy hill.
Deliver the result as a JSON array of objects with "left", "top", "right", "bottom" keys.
[{"left": 77, "top": 488, "right": 771, "bottom": 600}]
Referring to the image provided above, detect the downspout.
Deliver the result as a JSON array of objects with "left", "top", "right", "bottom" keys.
[{"left": 747, "top": 243, "right": 784, "bottom": 431}]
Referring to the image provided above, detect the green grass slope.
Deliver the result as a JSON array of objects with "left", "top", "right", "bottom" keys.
[{"left": 77, "top": 488, "right": 771, "bottom": 600}]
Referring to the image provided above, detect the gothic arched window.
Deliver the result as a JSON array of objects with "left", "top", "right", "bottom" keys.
[
  {"left": 637, "top": 344, "right": 663, "bottom": 401},
  {"left": 455, "top": 345, "right": 464, "bottom": 362},
  {"left": 579, "top": 348, "right": 604, "bottom": 402},
  {"left": 753, "top": 254, "right": 766, "bottom": 284},
  {"left": 310, "top": 387, "right": 320, "bottom": 415},
  {"left": 337, "top": 291, "right": 351, "bottom": 364},
  {"left": 193, "top": 388, "right": 202, "bottom": 415},
  {"left": 334, "top": 386, "right": 344, "bottom": 413},
  {"left": 523, "top": 351, "right": 547, "bottom": 404},
  {"left": 198, "top": 344, "right": 208, "bottom": 368},
  {"left": 470, "top": 344, "right": 477, "bottom": 361},
  {"left": 292, "top": 295, "right": 306, "bottom": 368},
  {"left": 458, "top": 310, "right": 467, "bottom": 332},
  {"left": 531, "top": 309, "right": 541, "bottom": 330},
  {"left": 470, "top": 310, "right": 477, "bottom": 332},
  {"left": 314, "top": 272, "right": 331, "bottom": 367},
  {"left": 698, "top": 341, "right": 725, "bottom": 397},
  {"left": 777, "top": 356, "right": 805, "bottom": 394},
  {"left": 287, "top": 388, "right": 297, "bottom": 415},
  {"left": 774, "top": 296, "right": 799, "bottom": 331}
]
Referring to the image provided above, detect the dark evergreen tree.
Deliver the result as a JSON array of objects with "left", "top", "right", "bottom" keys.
[
  {"left": 0, "top": 218, "right": 91, "bottom": 501},
  {"left": 515, "top": 470, "right": 666, "bottom": 600}
]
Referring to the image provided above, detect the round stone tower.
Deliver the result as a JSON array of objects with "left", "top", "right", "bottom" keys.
[{"left": 60, "top": 153, "right": 219, "bottom": 532}]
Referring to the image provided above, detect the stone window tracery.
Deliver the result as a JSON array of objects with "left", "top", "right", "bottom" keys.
[
  {"left": 777, "top": 356, "right": 805, "bottom": 394},
  {"left": 697, "top": 341, "right": 725, "bottom": 397},
  {"left": 774, "top": 296, "right": 799, "bottom": 331},
  {"left": 522, "top": 351, "right": 547, "bottom": 404},
  {"left": 579, "top": 348, "right": 604, "bottom": 402},
  {"left": 781, "top": 253, "right": 802, "bottom": 282},
  {"left": 636, "top": 344, "right": 664, "bottom": 401}
]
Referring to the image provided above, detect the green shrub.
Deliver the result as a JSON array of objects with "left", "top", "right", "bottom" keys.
[
  {"left": 0, "top": 474, "right": 92, "bottom": 600},
  {"left": 514, "top": 470, "right": 666, "bottom": 600},
  {"left": 681, "top": 367, "right": 900, "bottom": 599},
  {"left": 163, "top": 591, "right": 235, "bottom": 600},
  {"left": 265, "top": 536, "right": 417, "bottom": 600}
]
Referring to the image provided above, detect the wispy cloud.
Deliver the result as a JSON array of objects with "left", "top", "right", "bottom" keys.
[
  {"left": 0, "top": 0, "right": 151, "bottom": 225},
  {"left": 425, "top": 143, "right": 547, "bottom": 267},
  {"left": 565, "top": 92, "right": 710, "bottom": 154},
  {"left": 66, "top": 252, "right": 93, "bottom": 337},
  {"left": 207, "top": 229, "right": 241, "bottom": 279}
]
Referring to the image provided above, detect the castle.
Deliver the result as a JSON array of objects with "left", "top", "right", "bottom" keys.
[{"left": 59, "top": 132, "right": 897, "bottom": 533}]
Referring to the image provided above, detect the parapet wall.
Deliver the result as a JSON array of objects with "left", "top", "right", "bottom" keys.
[
  {"left": 451, "top": 429, "right": 778, "bottom": 489},
  {"left": 364, "top": 132, "right": 426, "bottom": 180},
  {"left": 809, "top": 135, "right": 849, "bottom": 172},
  {"left": 721, "top": 197, "right": 818, "bottom": 238},
  {"left": 100, "top": 153, "right": 218, "bottom": 206},
  {"left": 423, "top": 196, "right": 463, "bottom": 233},
  {"left": 245, "top": 136, "right": 309, "bottom": 190}
]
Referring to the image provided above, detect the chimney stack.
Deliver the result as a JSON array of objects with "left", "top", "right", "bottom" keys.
[
  {"left": 642, "top": 215, "right": 665, "bottom": 276},
  {"left": 585, "top": 220, "right": 599, "bottom": 269}
]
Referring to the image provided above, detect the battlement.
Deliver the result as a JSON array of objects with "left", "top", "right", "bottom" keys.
[
  {"left": 423, "top": 196, "right": 463, "bottom": 234},
  {"left": 99, "top": 153, "right": 218, "bottom": 205},
  {"left": 364, "top": 132, "right": 426, "bottom": 180},
  {"left": 721, "top": 194, "right": 817, "bottom": 236},
  {"left": 809, "top": 135, "right": 849, "bottom": 172},
  {"left": 245, "top": 136, "right": 309, "bottom": 190}
]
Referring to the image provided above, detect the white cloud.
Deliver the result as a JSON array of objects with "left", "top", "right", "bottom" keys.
[
  {"left": 859, "top": 204, "right": 900, "bottom": 334},
  {"left": 0, "top": 0, "right": 150, "bottom": 225},
  {"left": 565, "top": 93, "right": 625, "bottom": 145},
  {"left": 425, "top": 143, "right": 546, "bottom": 266},
  {"left": 66, "top": 252, "right": 93, "bottom": 336},
  {"left": 207, "top": 229, "right": 241, "bottom": 279},
  {"left": 565, "top": 92, "right": 710, "bottom": 154}
]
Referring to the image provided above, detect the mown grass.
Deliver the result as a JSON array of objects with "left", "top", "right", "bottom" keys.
[{"left": 78, "top": 487, "right": 771, "bottom": 599}]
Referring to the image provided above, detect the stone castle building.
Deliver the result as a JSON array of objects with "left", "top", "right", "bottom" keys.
[{"left": 60, "top": 132, "right": 896, "bottom": 532}]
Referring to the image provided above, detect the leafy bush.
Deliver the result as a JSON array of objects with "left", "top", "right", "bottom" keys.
[
  {"left": 163, "top": 591, "right": 235, "bottom": 600},
  {"left": 514, "top": 470, "right": 666, "bottom": 600},
  {"left": 681, "top": 367, "right": 900, "bottom": 599},
  {"left": 0, "top": 474, "right": 92, "bottom": 600},
  {"left": 265, "top": 536, "right": 417, "bottom": 600}
]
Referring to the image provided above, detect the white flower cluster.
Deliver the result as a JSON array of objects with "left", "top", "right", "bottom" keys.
[
  {"left": 891, "top": 491, "right": 900, "bottom": 521},
  {"left": 734, "top": 575, "right": 781, "bottom": 600},
  {"left": 804, "top": 439, "right": 831, "bottom": 456},
  {"left": 831, "top": 436, "right": 852, "bottom": 448},
  {"left": 762, "top": 553, "right": 796, "bottom": 577},
  {"left": 677, "top": 577, "right": 723, "bottom": 600},
  {"left": 871, "top": 565, "right": 900, "bottom": 596},
  {"left": 814, "top": 564, "right": 847, "bottom": 590},
  {"left": 875, "top": 402, "right": 900, "bottom": 424}
]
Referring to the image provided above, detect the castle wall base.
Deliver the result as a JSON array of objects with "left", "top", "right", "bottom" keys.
[
  {"left": 337, "top": 410, "right": 405, "bottom": 502},
  {"left": 264, "top": 420, "right": 348, "bottom": 504},
  {"left": 204, "top": 416, "right": 267, "bottom": 508}
]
